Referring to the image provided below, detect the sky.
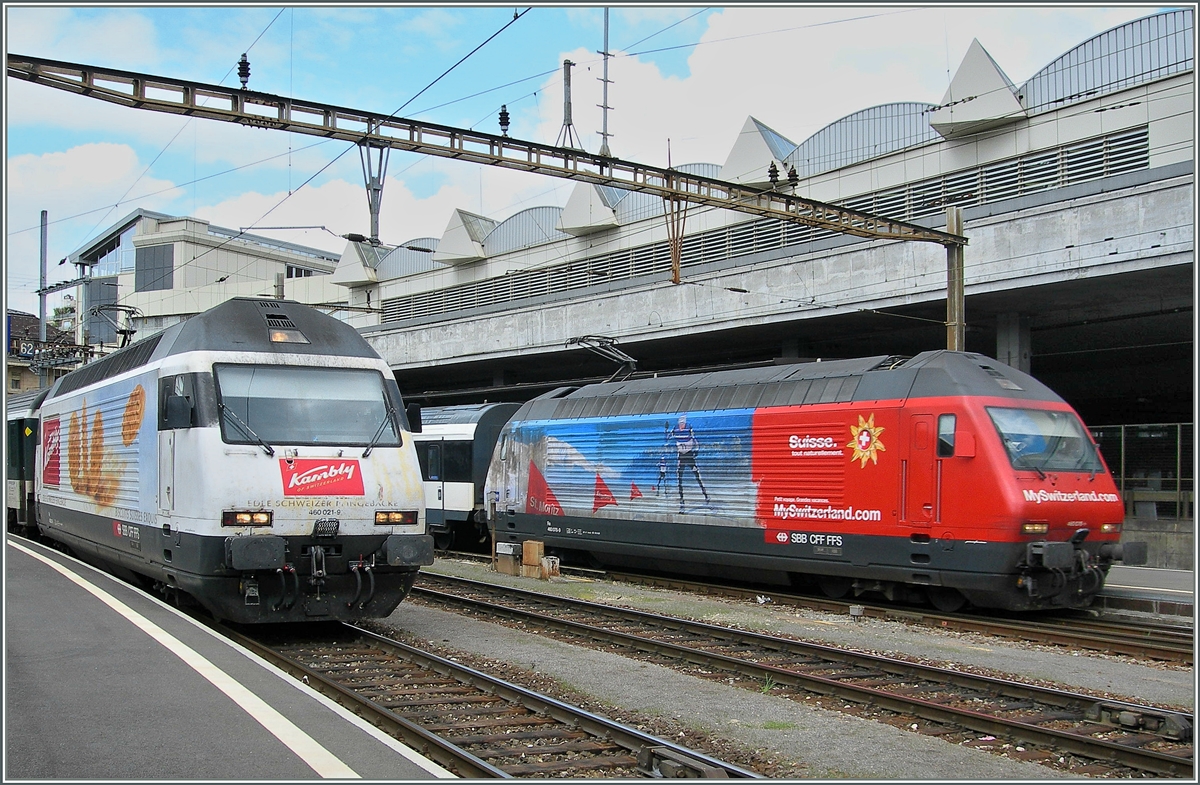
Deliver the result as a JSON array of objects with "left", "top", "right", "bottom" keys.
[{"left": 4, "top": 3, "right": 1166, "bottom": 316}]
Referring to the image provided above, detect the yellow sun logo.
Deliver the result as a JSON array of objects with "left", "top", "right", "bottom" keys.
[{"left": 847, "top": 413, "right": 886, "bottom": 467}]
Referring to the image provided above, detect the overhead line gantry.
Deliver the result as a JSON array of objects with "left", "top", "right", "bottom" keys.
[{"left": 8, "top": 53, "right": 970, "bottom": 349}]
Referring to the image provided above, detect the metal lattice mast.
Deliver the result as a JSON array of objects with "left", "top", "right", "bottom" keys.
[{"left": 597, "top": 8, "right": 613, "bottom": 158}]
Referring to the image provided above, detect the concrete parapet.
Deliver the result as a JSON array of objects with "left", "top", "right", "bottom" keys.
[{"left": 1122, "top": 516, "right": 1194, "bottom": 571}]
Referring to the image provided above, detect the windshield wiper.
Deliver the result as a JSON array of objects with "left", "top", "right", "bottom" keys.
[
  {"left": 1014, "top": 455, "right": 1047, "bottom": 480},
  {"left": 362, "top": 407, "right": 399, "bottom": 458},
  {"left": 219, "top": 403, "right": 275, "bottom": 456}
]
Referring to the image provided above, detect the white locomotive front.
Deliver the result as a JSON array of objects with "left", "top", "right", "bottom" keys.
[{"left": 33, "top": 298, "right": 433, "bottom": 623}]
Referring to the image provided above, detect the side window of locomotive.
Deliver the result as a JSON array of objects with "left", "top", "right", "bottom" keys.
[
  {"left": 159, "top": 375, "right": 193, "bottom": 429},
  {"left": 937, "top": 414, "right": 956, "bottom": 457},
  {"left": 159, "top": 372, "right": 218, "bottom": 430}
]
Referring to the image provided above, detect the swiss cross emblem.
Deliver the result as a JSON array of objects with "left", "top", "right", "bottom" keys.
[{"left": 847, "top": 413, "right": 886, "bottom": 468}]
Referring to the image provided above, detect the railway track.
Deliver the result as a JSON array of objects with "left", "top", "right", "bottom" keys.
[
  {"left": 439, "top": 552, "right": 1193, "bottom": 664},
  {"left": 412, "top": 572, "right": 1194, "bottom": 778},
  {"left": 220, "top": 621, "right": 759, "bottom": 778},
  {"left": 608, "top": 572, "right": 1195, "bottom": 665}
]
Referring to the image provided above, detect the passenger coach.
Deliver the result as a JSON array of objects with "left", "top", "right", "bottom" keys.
[
  {"left": 414, "top": 403, "right": 520, "bottom": 550},
  {"left": 6, "top": 388, "right": 50, "bottom": 535}
]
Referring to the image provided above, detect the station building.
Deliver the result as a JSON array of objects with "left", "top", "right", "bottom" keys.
[
  {"left": 321, "top": 8, "right": 1193, "bottom": 435},
  {"left": 58, "top": 208, "right": 348, "bottom": 353}
]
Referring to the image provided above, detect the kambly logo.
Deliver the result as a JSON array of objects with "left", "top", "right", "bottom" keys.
[
  {"left": 42, "top": 417, "right": 61, "bottom": 487},
  {"left": 280, "top": 459, "right": 365, "bottom": 497}
]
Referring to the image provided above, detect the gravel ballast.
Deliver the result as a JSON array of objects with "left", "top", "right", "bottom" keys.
[{"left": 376, "top": 558, "right": 1193, "bottom": 779}]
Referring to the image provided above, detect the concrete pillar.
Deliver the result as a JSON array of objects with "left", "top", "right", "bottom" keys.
[
  {"left": 996, "top": 312, "right": 1031, "bottom": 373},
  {"left": 945, "top": 207, "right": 965, "bottom": 351}
]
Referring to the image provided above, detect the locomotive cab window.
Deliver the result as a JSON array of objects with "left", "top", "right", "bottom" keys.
[
  {"left": 987, "top": 407, "right": 1105, "bottom": 474},
  {"left": 937, "top": 414, "right": 956, "bottom": 457},
  {"left": 213, "top": 364, "right": 401, "bottom": 447}
]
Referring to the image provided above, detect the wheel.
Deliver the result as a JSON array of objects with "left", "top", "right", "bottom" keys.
[
  {"left": 816, "top": 575, "right": 853, "bottom": 599},
  {"left": 433, "top": 532, "right": 453, "bottom": 551},
  {"left": 927, "top": 586, "right": 967, "bottom": 613}
]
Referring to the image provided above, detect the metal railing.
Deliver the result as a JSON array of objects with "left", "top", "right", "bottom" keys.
[{"left": 1092, "top": 423, "right": 1194, "bottom": 521}]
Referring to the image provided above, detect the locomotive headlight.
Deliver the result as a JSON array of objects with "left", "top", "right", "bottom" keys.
[
  {"left": 376, "top": 510, "right": 418, "bottom": 525},
  {"left": 269, "top": 328, "right": 309, "bottom": 344},
  {"left": 1020, "top": 522, "right": 1049, "bottom": 535},
  {"left": 222, "top": 510, "right": 273, "bottom": 527},
  {"left": 1101, "top": 522, "right": 1122, "bottom": 534}
]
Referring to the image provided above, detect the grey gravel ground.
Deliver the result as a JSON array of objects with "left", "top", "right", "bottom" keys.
[{"left": 376, "top": 558, "right": 1194, "bottom": 779}]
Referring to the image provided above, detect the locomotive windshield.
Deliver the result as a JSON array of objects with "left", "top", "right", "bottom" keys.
[
  {"left": 214, "top": 364, "right": 401, "bottom": 447},
  {"left": 986, "top": 407, "right": 1105, "bottom": 474}
]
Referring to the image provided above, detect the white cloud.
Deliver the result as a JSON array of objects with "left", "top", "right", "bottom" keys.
[
  {"left": 5, "top": 143, "right": 183, "bottom": 313},
  {"left": 5, "top": 7, "right": 162, "bottom": 69},
  {"left": 508, "top": 5, "right": 1151, "bottom": 173},
  {"left": 193, "top": 163, "right": 566, "bottom": 255}
]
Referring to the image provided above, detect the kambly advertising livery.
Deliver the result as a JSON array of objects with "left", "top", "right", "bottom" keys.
[
  {"left": 32, "top": 298, "right": 432, "bottom": 623},
  {"left": 486, "top": 352, "right": 1147, "bottom": 611}
]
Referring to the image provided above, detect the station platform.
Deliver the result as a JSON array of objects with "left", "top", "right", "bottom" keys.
[
  {"left": 1097, "top": 565, "right": 1194, "bottom": 621},
  {"left": 4, "top": 536, "right": 452, "bottom": 780}
]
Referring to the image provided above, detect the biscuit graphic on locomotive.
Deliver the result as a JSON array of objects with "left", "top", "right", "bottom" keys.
[
  {"left": 485, "top": 351, "right": 1147, "bottom": 612},
  {"left": 24, "top": 297, "right": 433, "bottom": 623}
]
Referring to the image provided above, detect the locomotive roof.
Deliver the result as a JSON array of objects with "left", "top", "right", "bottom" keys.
[
  {"left": 4, "top": 388, "right": 51, "bottom": 419},
  {"left": 420, "top": 402, "right": 521, "bottom": 427},
  {"left": 513, "top": 351, "right": 1061, "bottom": 422},
  {"left": 46, "top": 298, "right": 380, "bottom": 399},
  {"left": 159, "top": 298, "right": 379, "bottom": 359}
]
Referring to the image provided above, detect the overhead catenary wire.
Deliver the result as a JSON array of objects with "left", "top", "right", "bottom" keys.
[
  {"left": 70, "top": 8, "right": 290, "bottom": 257},
  {"left": 108, "top": 9, "right": 534, "bottom": 302}
]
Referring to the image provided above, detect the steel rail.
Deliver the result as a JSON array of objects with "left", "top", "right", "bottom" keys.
[
  {"left": 218, "top": 622, "right": 508, "bottom": 778},
  {"left": 346, "top": 625, "right": 761, "bottom": 779},
  {"left": 608, "top": 571, "right": 1194, "bottom": 664},
  {"left": 7, "top": 53, "right": 966, "bottom": 247},
  {"left": 220, "top": 621, "right": 759, "bottom": 778},
  {"left": 414, "top": 574, "right": 1193, "bottom": 777}
]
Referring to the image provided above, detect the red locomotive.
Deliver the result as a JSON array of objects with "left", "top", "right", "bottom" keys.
[{"left": 485, "top": 351, "right": 1146, "bottom": 611}]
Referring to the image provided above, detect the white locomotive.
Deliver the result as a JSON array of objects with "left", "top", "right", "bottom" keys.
[{"left": 27, "top": 297, "right": 433, "bottom": 623}]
